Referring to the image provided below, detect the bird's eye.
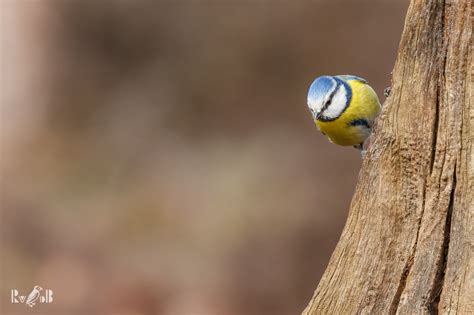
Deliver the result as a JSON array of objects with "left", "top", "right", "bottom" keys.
[{"left": 325, "top": 97, "right": 332, "bottom": 107}]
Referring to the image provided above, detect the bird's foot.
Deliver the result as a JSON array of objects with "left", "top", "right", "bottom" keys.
[
  {"left": 354, "top": 143, "right": 366, "bottom": 159},
  {"left": 384, "top": 86, "right": 392, "bottom": 97}
]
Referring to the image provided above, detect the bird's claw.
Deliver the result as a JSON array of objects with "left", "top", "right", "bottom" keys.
[
  {"left": 354, "top": 143, "right": 366, "bottom": 159},
  {"left": 384, "top": 87, "right": 392, "bottom": 97}
]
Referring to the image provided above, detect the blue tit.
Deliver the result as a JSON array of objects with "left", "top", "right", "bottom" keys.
[{"left": 307, "top": 75, "right": 381, "bottom": 156}]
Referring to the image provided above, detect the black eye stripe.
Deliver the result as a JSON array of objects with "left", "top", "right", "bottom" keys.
[{"left": 319, "top": 84, "right": 339, "bottom": 114}]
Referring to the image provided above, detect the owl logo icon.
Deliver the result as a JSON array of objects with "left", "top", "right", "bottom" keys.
[{"left": 25, "top": 285, "right": 43, "bottom": 307}]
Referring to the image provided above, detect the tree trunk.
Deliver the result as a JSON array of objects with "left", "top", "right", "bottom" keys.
[{"left": 303, "top": 0, "right": 472, "bottom": 314}]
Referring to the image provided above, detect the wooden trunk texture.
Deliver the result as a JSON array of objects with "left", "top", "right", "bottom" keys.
[{"left": 303, "top": 0, "right": 472, "bottom": 314}]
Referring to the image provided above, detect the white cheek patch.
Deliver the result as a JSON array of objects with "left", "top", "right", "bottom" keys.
[{"left": 322, "top": 85, "right": 348, "bottom": 119}]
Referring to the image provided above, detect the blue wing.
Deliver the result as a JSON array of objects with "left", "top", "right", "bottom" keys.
[{"left": 336, "top": 75, "right": 368, "bottom": 84}]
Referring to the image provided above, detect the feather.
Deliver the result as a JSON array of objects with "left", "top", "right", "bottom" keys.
[{"left": 336, "top": 75, "right": 368, "bottom": 84}]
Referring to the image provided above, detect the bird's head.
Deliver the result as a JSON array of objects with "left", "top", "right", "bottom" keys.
[
  {"left": 307, "top": 75, "right": 350, "bottom": 122},
  {"left": 33, "top": 286, "right": 43, "bottom": 291}
]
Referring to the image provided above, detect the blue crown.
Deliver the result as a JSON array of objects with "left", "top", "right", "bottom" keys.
[{"left": 307, "top": 76, "right": 337, "bottom": 104}]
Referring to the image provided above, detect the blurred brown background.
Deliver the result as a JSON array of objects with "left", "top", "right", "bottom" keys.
[{"left": 1, "top": 1, "right": 408, "bottom": 314}]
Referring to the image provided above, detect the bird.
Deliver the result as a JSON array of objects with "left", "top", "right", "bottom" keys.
[
  {"left": 25, "top": 285, "right": 43, "bottom": 307},
  {"left": 306, "top": 75, "right": 381, "bottom": 157}
]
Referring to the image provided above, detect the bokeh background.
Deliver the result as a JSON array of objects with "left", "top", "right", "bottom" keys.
[{"left": 1, "top": 1, "right": 408, "bottom": 314}]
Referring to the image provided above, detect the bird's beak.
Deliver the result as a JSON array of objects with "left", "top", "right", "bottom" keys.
[{"left": 314, "top": 111, "right": 321, "bottom": 120}]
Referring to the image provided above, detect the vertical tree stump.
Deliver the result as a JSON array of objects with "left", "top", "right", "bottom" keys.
[{"left": 303, "top": 0, "right": 472, "bottom": 314}]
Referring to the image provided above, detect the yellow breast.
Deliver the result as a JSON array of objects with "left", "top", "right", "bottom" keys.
[{"left": 316, "top": 80, "right": 381, "bottom": 146}]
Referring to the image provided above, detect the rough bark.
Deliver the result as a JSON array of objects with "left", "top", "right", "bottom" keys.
[{"left": 303, "top": 0, "right": 472, "bottom": 314}]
